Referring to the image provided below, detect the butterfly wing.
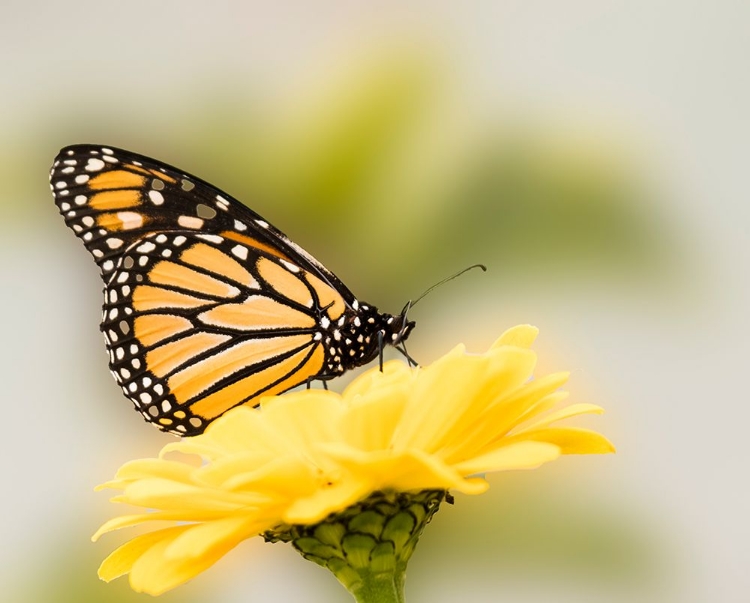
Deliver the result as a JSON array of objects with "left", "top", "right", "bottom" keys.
[
  {"left": 50, "top": 144, "right": 358, "bottom": 435},
  {"left": 50, "top": 144, "right": 355, "bottom": 302},
  {"left": 100, "top": 231, "right": 349, "bottom": 435}
]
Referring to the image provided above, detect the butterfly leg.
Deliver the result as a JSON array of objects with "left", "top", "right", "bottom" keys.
[
  {"left": 306, "top": 375, "right": 333, "bottom": 390},
  {"left": 378, "top": 330, "right": 384, "bottom": 372},
  {"left": 398, "top": 341, "right": 419, "bottom": 367}
]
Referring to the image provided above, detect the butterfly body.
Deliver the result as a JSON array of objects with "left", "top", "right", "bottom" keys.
[{"left": 51, "top": 145, "right": 414, "bottom": 436}]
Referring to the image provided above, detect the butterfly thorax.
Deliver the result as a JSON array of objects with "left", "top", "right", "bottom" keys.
[{"left": 321, "top": 303, "right": 416, "bottom": 375}]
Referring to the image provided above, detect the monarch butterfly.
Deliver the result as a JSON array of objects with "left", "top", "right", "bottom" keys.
[{"left": 50, "top": 144, "right": 415, "bottom": 436}]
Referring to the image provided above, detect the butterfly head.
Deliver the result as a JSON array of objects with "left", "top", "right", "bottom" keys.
[{"left": 384, "top": 308, "right": 416, "bottom": 348}]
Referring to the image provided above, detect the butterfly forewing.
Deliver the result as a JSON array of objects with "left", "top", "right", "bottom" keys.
[{"left": 50, "top": 145, "right": 353, "bottom": 296}]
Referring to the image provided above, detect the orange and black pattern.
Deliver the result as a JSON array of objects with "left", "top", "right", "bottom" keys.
[{"left": 50, "top": 145, "right": 414, "bottom": 435}]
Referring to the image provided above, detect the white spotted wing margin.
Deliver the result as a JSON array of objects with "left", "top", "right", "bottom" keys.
[{"left": 100, "top": 230, "right": 342, "bottom": 436}]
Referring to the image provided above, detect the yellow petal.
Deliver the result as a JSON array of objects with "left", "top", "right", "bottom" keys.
[
  {"left": 323, "top": 444, "right": 487, "bottom": 495},
  {"left": 492, "top": 324, "right": 539, "bottom": 349},
  {"left": 392, "top": 354, "right": 491, "bottom": 451},
  {"left": 503, "top": 427, "right": 615, "bottom": 455},
  {"left": 342, "top": 360, "right": 414, "bottom": 401},
  {"left": 284, "top": 479, "right": 369, "bottom": 524},
  {"left": 436, "top": 348, "right": 538, "bottom": 453},
  {"left": 95, "top": 514, "right": 183, "bottom": 542},
  {"left": 164, "top": 516, "right": 264, "bottom": 560},
  {"left": 260, "top": 390, "right": 345, "bottom": 458},
  {"left": 121, "top": 478, "right": 262, "bottom": 511},
  {"left": 452, "top": 441, "right": 561, "bottom": 475},
  {"left": 514, "top": 391, "right": 569, "bottom": 425},
  {"left": 98, "top": 525, "right": 188, "bottom": 582},
  {"left": 95, "top": 458, "right": 195, "bottom": 491},
  {"left": 220, "top": 456, "right": 320, "bottom": 496},
  {"left": 442, "top": 372, "right": 569, "bottom": 462},
  {"left": 515, "top": 403, "right": 605, "bottom": 433},
  {"left": 340, "top": 388, "right": 408, "bottom": 451},
  {"left": 128, "top": 526, "right": 239, "bottom": 595}
]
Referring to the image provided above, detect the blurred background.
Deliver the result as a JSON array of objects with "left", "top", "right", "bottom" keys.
[{"left": 2, "top": 1, "right": 748, "bottom": 602}]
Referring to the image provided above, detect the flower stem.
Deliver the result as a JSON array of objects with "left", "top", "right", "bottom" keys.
[
  {"left": 350, "top": 569, "right": 405, "bottom": 603},
  {"left": 265, "top": 490, "right": 449, "bottom": 603}
]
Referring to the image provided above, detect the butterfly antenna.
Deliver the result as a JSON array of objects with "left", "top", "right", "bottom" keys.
[{"left": 408, "top": 264, "right": 487, "bottom": 309}]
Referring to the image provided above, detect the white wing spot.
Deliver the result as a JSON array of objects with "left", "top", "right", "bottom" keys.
[
  {"left": 107, "top": 238, "right": 124, "bottom": 249},
  {"left": 117, "top": 211, "right": 143, "bottom": 230},
  {"left": 137, "top": 241, "right": 156, "bottom": 253},
  {"left": 148, "top": 190, "right": 164, "bottom": 205},
  {"left": 280, "top": 260, "right": 300, "bottom": 273},
  {"left": 255, "top": 219, "right": 269, "bottom": 228},
  {"left": 54, "top": 181, "right": 67, "bottom": 189},
  {"left": 178, "top": 216, "right": 204, "bottom": 229},
  {"left": 197, "top": 234, "right": 223, "bottom": 244},
  {"left": 231, "top": 245, "right": 248, "bottom": 260},
  {"left": 85, "top": 158, "right": 105, "bottom": 171},
  {"left": 101, "top": 148, "right": 114, "bottom": 155},
  {"left": 82, "top": 216, "right": 94, "bottom": 227},
  {"left": 75, "top": 174, "right": 90, "bottom": 184},
  {"left": 156, "top": 234, "right": 168, "bottom": 243},
  {"left": 60, "top": 202, "right": 71, "bottom": 211},
  {"left": 234, "top": 219, "right": 247, "bottom": 231},
  {"left": 61, "top": 166, "right": 74, "bottom": 174},
  {"left": 74, "top": 195, "right": 87, "bottom": 205},
  {"left": 173, "top": 235, "right": 187, "bottom": 246}
]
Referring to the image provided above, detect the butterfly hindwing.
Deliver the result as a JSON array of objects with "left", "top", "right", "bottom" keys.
[{"left": 101, "top": 230, "right": 348, "bottom": 435}]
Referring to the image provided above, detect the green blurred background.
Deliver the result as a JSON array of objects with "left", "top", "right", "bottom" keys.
[{"left": 3, "top": 2, "right": 748, "bottom": 602}]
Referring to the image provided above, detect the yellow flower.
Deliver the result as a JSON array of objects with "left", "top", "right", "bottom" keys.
[{"left": 93, "top": 325, "right": 613, "bottom": 596}]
